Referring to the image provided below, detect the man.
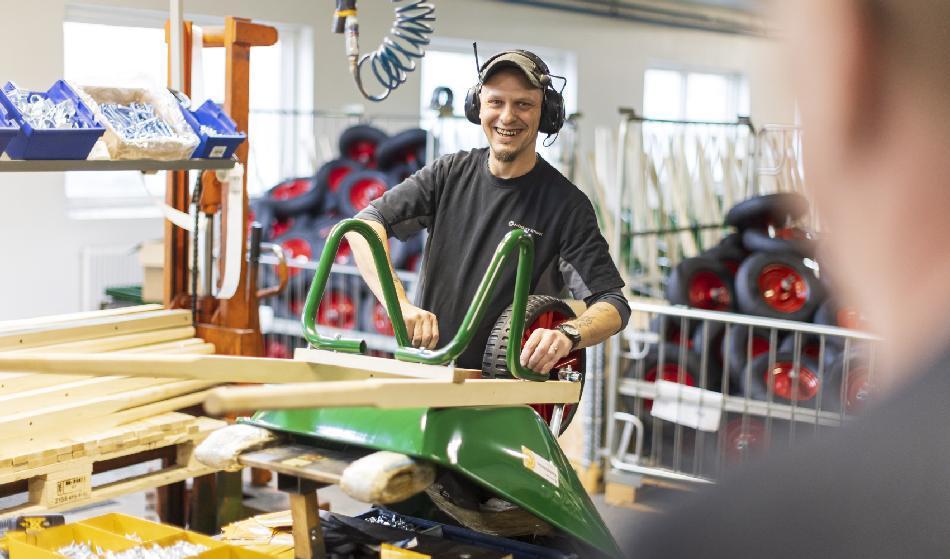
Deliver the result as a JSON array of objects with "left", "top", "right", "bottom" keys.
[
  {"left": 627, "top": 1, "right": 950, "bottom": 557},
  {"left": 348, "top": 50, "right": 629, "bottom": 374}
]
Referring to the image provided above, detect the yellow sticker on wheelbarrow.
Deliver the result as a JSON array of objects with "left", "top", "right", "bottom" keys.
[{"left": 521, "top": 445, "right": 559, "bottom": 487}]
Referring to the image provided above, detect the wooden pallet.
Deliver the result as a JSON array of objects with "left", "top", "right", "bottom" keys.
[{"left": 0, "top": 412, "right": 224, "bottom": 516}]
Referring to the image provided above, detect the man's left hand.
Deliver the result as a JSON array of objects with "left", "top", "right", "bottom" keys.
[{"left": 520, "top": 329, "right": 573, "bottom": 374}]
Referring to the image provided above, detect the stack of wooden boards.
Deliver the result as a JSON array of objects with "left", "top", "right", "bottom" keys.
[{"left": 0, "top": 305, "right": 226, "bottom": 516}]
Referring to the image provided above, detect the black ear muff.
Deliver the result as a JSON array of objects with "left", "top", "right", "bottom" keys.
[
  {"left": 464, "top": 84, "right": 481, "bottom": 125},
  {"left": 539, "top": 87, "right": 565, "bottom": 135}
]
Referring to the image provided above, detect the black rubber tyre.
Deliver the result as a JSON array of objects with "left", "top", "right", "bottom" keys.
[
  {"left": 724, "top": 325, "right": 775, "bottom": 391},
  {"left": 700, "top": 233, "right": 747, "bottom": 274},
  {"left": 735, "top": 252, "right": 825, "bottom": 321},
  {"left": 263, "top": 176, "right": 323, "bottom": 218},
  {"left": 725, "top": 193, "right": 810, "bottom": 230},
  {"left": 741, "top": 228, "right": 817, "bottom": 258},
  {"left": 622, "top": 343, "right": 715, "bottom": 414},
  {"left": 482, "top": 295, "right": 584, "bottom": 435},
  {"left": 315, "top": 158, "right": 364, "bottom": 214},
  {"left": 385, "top": 162, "right": 416, "bottom": 187},
  {"left": 829, "top": 349, "right": 875, "bottom": 414},
  {"left": 338, "top": 125, "right": 388, "bottom": 167},
  {"left": 667, "top": 257, "right": 737, "bottom": 311},
  {"left": 690, "top": 320, "right": 726, "bottom": 384},
  {"left": 778, "top": 333, "right": 840, "bottom": 372},
  {"left": 389, "top": 232, "right": 424, "bottom": 271},
  {"left": 311, "top": 216, "right": 357, "bottom": 265},
  {"left": 335, "top": 170, "right": 391, "bottom": 217},
  {"left": 376, "top": 128, "right": 428, "bottom": 170},
  {"left": 650, "top": 315, "right": 699, "bottom": 349},
  {"left": 740, "top": 351, "right": 829, "bottom": 409}
]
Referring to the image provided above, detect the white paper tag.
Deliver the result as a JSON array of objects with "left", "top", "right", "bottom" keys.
[
  {"left": 650, "top": 380, "right": 723, "bottom": 432},
  {"left": 521, "top": 445, "right": 560, "bottom": 487},
  {"left": 209, "top": 145, "right": 227, "bottom": 158}
]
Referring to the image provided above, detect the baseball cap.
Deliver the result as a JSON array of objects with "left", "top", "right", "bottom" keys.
[{"left": 479, "top": 51, "right": 549, "bottom": 89}]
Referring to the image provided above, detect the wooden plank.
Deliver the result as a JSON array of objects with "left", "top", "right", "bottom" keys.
[
  {"left": 118, "top": 338, "right": 213, "bottom": 354},
  {"left": 0, "top": 310, "right": 192, "bottom": 351},
  {"left": 0, "top": 375, "right": 179, "bottom": 415},
  {"left": 8, "top": 326, "right": 196, "bottom": 354},
  {"left": 290, "top": 492, "right": 325, "bottom": 559},
  {"left": 204, "top": 378, "right": 582, "bottom": 415},
  {"left": 294, "top": 348, "right": 482, "bottom": 382},
  {"left": 0, "top": 380, "right": 215, "bottom": 440},
  {"left": 238, "top": 444, "right": 366, "bottom": 485},
  {"left": 0, "top": 352, "right": 473, "bottom": 383},
  {"left": 0, "top": 305, "right": 164, "bottom": 333}
]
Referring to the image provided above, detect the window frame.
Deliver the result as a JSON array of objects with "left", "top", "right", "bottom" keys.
[{"left": 643, "top": 63, "right": 749, "bottom": 122}]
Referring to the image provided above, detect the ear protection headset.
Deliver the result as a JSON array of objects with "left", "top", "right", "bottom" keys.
[{"left": 463, "top": 49, "right": 566, "bottom": 136}]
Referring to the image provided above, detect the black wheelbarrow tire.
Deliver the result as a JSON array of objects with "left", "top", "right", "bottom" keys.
[
  {"left": 338, "top": 124, "right": 388, "bottom": 167},
  {"left": 264, "top": 176, "right": 324, "bottom": 219},
  {"left": 482, "top": 295, "right": 585, "bottom": 435},
  {"left": 725, "top": 192, "right": 810, "bottom": 230},
  {"left": 735, "top": 251, "right": 825, "bottom": 321},
  {"left": 376, "top": 128, "right": 428, "bottom": 170},
  {"left": 667, "top": 257, "right": 737, "bottom": 311},
  {"left": 741, "top": 351, "right": 830, "bottom": 409},
  {"left": 741, "top": 228, "right": 817, "bottom": 258},
  {"left": 335, "top": 170, "right": 392, "bottom": 217}
]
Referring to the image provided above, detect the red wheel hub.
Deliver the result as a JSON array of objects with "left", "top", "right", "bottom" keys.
[
  {"left": 687, "top": 271, "right": 731, "bottom": 310},
  {"left": 372, "top": 301, "right": 395, "bottom": 335},
  {"left": 348, "top": 178, "right": 387, "bottom": 212},
  {"left": 265, "top": 340, "right": 291, "bottom": 359},
  {"left": 663, "top": 324, "right": 694, "bottom": 349},
  {"left": 270, "top": 218, "right": 293, "bottom": 239},
  {"left": 347, "top": 141, "right": 377, "bottom": 167},
  {"left": 272, "top": 178, "right": 312, "bottom": 200},
  {"left": 758, "top": 264, "right": 808, "bottom": 313},
  {"left": 774, "top": 227, "right": 809, "bottom": 241},
  {"left": 328, "top": 166, "right": 353, "bottom": 192},
  {"left": 724, "top": 418, "right": 768, "bottom": 463},
  {"left": 845, "top": 367, "right": 874, "bottom": 413},
  {"left": 766, "top": 361, "right": 819, "bottom": 401},
  {"left": 317, "top": 290, "right": 357, "bottom": 330},
  {"left": 280, "top": 238, "right": 312, "bottom": 278},
  {"left": 521, "top": 310, "right": 583, "bottom": 429}
]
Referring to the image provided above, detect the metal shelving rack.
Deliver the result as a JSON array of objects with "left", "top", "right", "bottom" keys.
[{"left": 0, "top": 158, "right": 235, "bottom": 173}]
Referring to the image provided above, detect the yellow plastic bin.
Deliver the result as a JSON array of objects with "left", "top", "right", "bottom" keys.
[
  {"left": 149, "top": 531, "right": 224, "bottom": 551},
  {"left": 7, "top": 524, "right": 136, "bottom": 559},
  {"left": 78, "top": 513, "right": 181, "bottom": 543}
]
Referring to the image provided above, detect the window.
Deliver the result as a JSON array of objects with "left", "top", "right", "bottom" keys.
[
  {"left": 62, "top": 6, "right": 313, "bottom": 219},
  {"left": 418, "top": 39, "right": 577, "bottom": 169},
  {"left": 643, "top": 67, "right": 749, "bottom": 121}
]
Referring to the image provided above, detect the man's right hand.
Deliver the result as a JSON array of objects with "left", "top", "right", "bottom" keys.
[{"left": 400, "top": 302, "right": 439, "bottom": 349}]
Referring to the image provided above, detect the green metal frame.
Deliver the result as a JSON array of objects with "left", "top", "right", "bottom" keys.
[{"left": 301, "top": 218, "right": 548, "bottom": 381}]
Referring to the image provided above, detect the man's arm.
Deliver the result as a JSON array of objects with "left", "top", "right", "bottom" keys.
[
  {"left": 345, "top": 218, "right": 439, "bottom": 349},
  {"left": 520, "top": 300, "right": 623, "bottom": 374}
]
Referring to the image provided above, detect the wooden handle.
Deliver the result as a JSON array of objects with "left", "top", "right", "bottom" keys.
[{"left": 203, "top": 378, "right": 581, "bottom": 415}]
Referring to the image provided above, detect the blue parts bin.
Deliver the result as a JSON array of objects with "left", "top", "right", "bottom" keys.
[
  {"left": 0, "top": 81, "right": 104, "bottom": 160},
  {"left": 0, "top": 101, "right": 19, "bottom": 157},
  {"left": 180, "top": 99, "right": 246, "bottom": 159}
]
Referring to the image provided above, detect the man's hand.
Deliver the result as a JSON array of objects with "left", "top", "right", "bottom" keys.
[
  {"left": 520, "top": 329, "right": 573, "bottom": 374},
  {"left": 400, "top": 302, "right": 439, "bottom": 349}
]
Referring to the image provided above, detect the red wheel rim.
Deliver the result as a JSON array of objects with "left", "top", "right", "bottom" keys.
[
  {"left": 372, "top": 302, "right": 395, "bottom": 335},
  {"left": 749, "top": 336, "right": 771, "bottom": 359},
  {"left": 327, "top": 166, "right": 353, "bottom": 192},
  {"left": 724, "top": 418, "right": 768, "bottom": 463},
  {"left": 845, "top": 367, "right": 873, "bottom": 413},
  {"left": 270, "top": 218, "right": 293, "bottom": 239},
  {"left": 687, "top": 271, "right": 731, "bottom": 310},
  {"left": 348, "top": 178, "right": 387, "bottom": 212},
  {"left": 347, "top": 140, "right": 377, "bottom": 167},
  {"left": 317, "top": 290, "right": 357, "bottom": 330},
  {"left": 272, "top": 178, "right": 311, "bottom": 200},
  {"left": 280, "top": 238, "right": 312, "bottom": 278},
  {"left": 521, "top": 310, "right": 583, "bottom": 429},
  {"left": 336, "top": 238, "right": 353, "bottom": 265},
  {"left": 663, "top": 323, "right": 694, "bottom": 349},
  {"left": 265, "top": 340, "right": 291, "bottom": 359},
  {"left": 774, "top": 227, "right": 808, "bottom": 241},
  {"left": 758, "top": 264, "right": 808, "bottom": 313},
  {"left": 643, "top": 363, "right": 697, "bottom": 410},
  {"left": 766, "top": 361, "right": 819, "bottom": 401}
]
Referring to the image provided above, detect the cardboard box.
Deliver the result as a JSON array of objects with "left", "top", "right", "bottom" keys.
[{"left": 138, "top": 239, "right": 164, "bottom": 303}]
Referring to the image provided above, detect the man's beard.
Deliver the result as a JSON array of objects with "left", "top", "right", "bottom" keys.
[{"left": 492, "top": 144, "right": 522, "bottom": 162}]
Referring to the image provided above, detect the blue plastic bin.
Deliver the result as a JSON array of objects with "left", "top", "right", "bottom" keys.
[
  {"left": 0, "top": 81, "right": 104, "bottom": 160},
  {"left": 0, "top": 100, "right": 19, "bottom": 157},
  {"left": 356, "top": 509, "right": 574, "bottom": 559},
  {"left": 181, "top": 99, "right": 245, "bottom": 159}
]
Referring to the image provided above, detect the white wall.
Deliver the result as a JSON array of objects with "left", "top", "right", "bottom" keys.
[{"left": 0, "top": 0, "right": 793, "bottom": 320}]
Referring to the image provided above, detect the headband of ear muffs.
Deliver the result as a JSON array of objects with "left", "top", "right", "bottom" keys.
[{"left": 464, "top": 50, "right": 565, "bottom": 136}]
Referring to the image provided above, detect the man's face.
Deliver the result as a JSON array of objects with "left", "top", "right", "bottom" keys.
[{"left": 478, "top": 69, "right": 543, "bottom": 162}]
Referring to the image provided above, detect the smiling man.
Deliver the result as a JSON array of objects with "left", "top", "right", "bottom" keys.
[{"left": 348, "top": 50, "right": 629, "bottom": 375}]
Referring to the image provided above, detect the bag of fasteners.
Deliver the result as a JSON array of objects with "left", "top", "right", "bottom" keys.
[{"left": 73, "top": 83, "right": 199, "bottom": 160}]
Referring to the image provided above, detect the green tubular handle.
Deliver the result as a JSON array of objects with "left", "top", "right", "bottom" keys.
[
  {"left": 303, "top": 220, "right": 548, "bottom": 381},
  {"left": 301, "top": 219, "right": 411, "bottom": 352},
  {"left": 394, "top": 228, "right": 549, "bottom": 382}
]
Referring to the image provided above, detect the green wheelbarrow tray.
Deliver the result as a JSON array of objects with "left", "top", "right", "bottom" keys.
[{"left": 248, "top": 219, "right": 621, "bottom": 557}]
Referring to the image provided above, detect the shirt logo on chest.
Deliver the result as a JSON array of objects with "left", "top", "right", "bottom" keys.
[{"left": 508, "top": 221, "right": 544, "bottom": 237}]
